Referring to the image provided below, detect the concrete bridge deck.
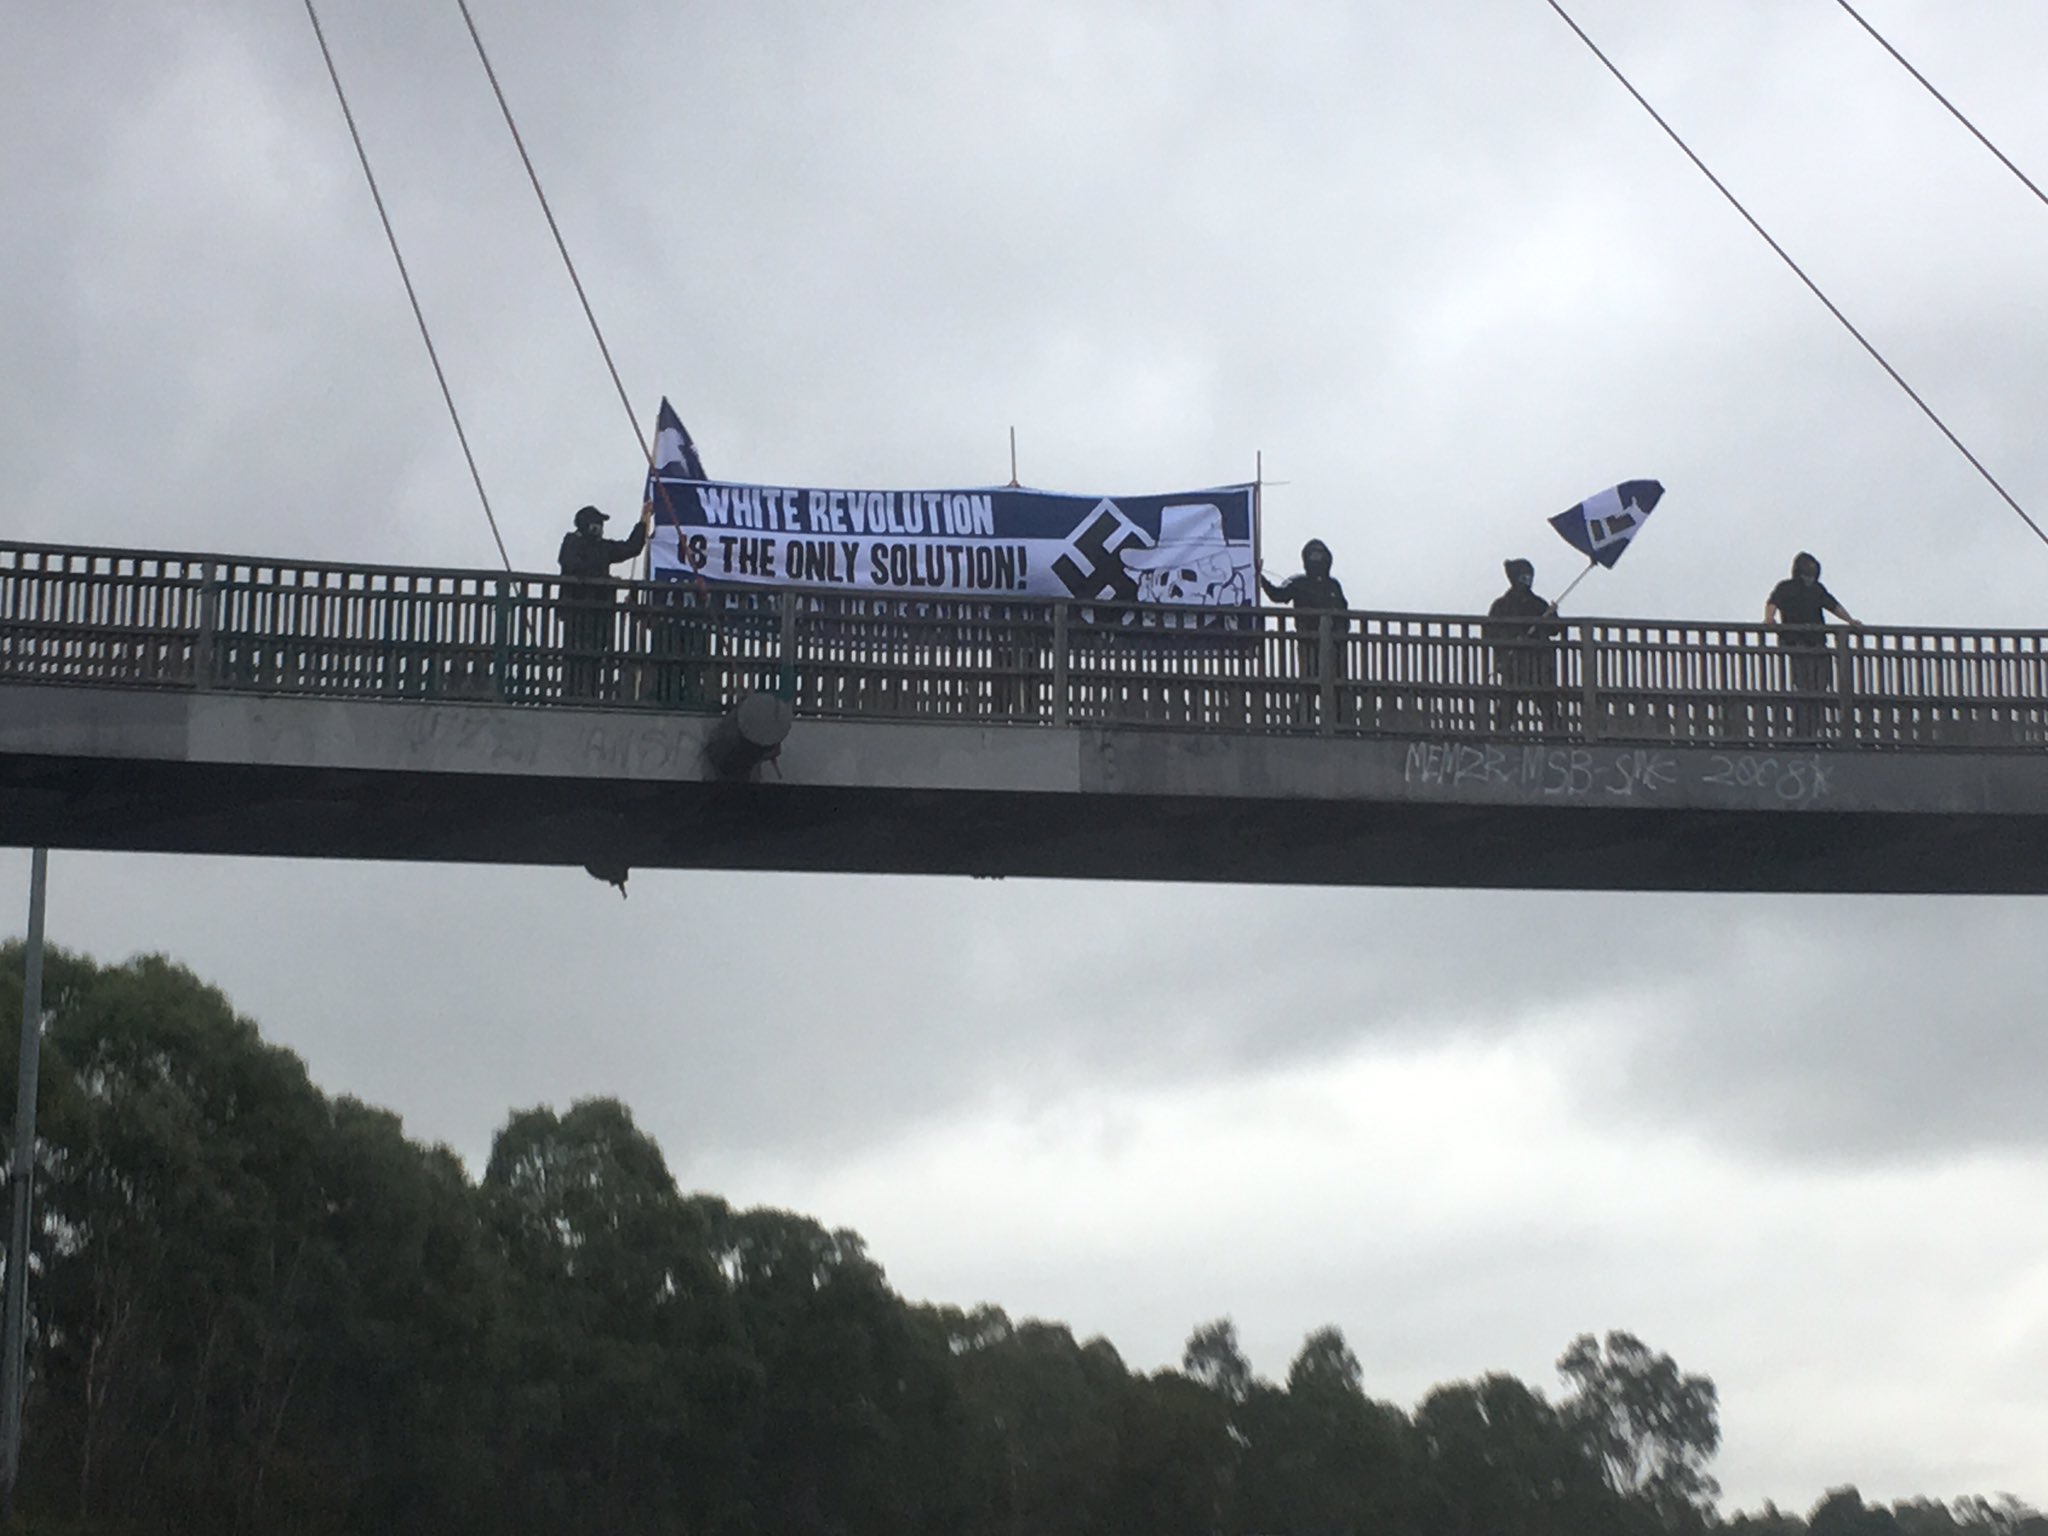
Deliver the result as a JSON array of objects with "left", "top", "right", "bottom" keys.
[{"left": 3, "top": 539, "right": 2046, "bottom": 891}]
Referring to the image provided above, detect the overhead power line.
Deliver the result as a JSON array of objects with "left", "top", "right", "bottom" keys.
[
  {"left": 301, "top": 0, "right": 514, "bottom": 570},
  {"left": 1832, "top": 0, "right": 2048, "bottom": 214},
  {"left": 1541, "top": 0, "right": 2048, "bottom": 552}
]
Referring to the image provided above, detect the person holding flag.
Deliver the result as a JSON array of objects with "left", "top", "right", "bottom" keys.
[
  {"left": 1487, "top": 479, "right": 1662, "bottom": 736},
  {"left": 1486, "top": 558, "right": 1561, "bottom": 734},
  {"left": 557, "top": 502, "right": 652, "bottom": 699}
]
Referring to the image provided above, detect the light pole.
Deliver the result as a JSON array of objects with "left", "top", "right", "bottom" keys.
[{"left": 2, "top": 848, "right": 49, "bottom": 1517}]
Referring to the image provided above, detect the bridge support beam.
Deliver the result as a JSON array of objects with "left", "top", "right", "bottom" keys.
[{"left": 3, "top": 684, "right": 2048, "bottom": 892}]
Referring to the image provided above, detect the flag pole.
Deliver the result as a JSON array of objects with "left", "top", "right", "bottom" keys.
[
  {"left": 640, "top": 439, "right": 656, "bottom": 586},
  {"left": 1550, "top": 556, "right": 1599, "bottom": 613},
  {"left": 1253, "top": 450, "right": 1265, "bottom": 595},
  {"left": 638, "top": 401, "right": 661, "bottom": 585},
  {"left": 1008, "top": 426, "right": 1020, "bottom": 488}
]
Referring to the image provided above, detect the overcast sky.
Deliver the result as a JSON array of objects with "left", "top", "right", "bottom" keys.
[{"left": 4, "top": 0, "right": 2047, "bottom": 1511}]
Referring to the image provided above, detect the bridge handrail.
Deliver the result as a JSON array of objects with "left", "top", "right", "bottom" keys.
[
  {"left": 3, "top": 537, "right": 2046, "bottom": 750},
  {"left": 4, "top": 536, "right": 2045, "bottom": 641}
]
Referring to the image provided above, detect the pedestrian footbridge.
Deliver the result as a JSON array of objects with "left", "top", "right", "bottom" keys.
[{"left": 2, "top": 540, "right": 2045, "bottom": 892}]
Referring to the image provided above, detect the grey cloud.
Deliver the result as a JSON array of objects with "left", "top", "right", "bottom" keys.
[
  {"left": 5, "top": 0, "right": 2046, "bottom": 1170},
  {"left": 7, "top": 0, "right": 2048, "bottom": 1503},
  {"left": 989, "top": 887, "right": 2048, "bottom": 1168},
  {"left": 1600, "top": 896, "right": 2048, "bottom": 1163},
  {"left": 11, "top": 0, "right": 2048, "bottom": 612}
]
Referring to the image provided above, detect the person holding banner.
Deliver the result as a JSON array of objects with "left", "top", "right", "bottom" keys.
[
  {"left": 1259, "top": 538, "right": 1347, "bottom": 615},
  {"left": 1486, "top": 558, "right": 1562, "bottom": 735},
  {"left": 557, "top": 503, "right": 651, "bottom": 699},
  {"left": 1259, "top": 539, "right": 1350, "bottom": 722}
]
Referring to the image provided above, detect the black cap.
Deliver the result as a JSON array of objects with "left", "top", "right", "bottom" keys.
[{"left": 574, "top": 505, "right": 608, "bottom": 530}]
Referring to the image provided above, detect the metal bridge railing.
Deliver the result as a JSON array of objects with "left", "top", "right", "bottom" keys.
[{"left": 3, "top": 539, "right": 2046, "bottom": 750}]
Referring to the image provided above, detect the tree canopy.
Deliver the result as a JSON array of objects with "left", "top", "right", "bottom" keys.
[{"left": 0, "top": 941, "right": 2035, "bottom": 1536}]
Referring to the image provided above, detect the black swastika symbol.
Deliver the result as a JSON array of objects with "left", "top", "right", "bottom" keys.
[{"left": 1052, "top": 508, "right": 1142, "bottom": 602}]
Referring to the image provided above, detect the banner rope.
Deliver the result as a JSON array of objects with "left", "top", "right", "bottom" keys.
[{"left": 1543, "top": 0, "right": 2048, "bottom": 552}]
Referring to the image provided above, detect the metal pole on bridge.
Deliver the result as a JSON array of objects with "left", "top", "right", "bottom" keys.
[
  {"left": 1252, "top": 451, "right": 1264, "bottom": 592},
  {"left": 1, "top": 848, "right": 48, "bottom": 1517}
]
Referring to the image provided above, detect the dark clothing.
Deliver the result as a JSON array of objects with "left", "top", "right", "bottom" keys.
[
  {"left": 1260, "top": 572, "right": 1348, "bottom": 675},
  {"left": 557, "top": 522, "right": 648, "bottom": 698},
  {"left": 1260, "top": 572, "right": 1347, "bottom": 615},
  {"left": 1486, "top": 585, "right": 1554, "bottom": 637},
  {"left": 1779, "top": 644, "right": 1837, "bottom": 739},
  {"left": 1486, "top": 585, "right": 1560, "bottom": 732},
  {"left": 1259, "top": 571, "right": 1349, "bottom": 720},
  {"left": 558, "top": 522, "right": 647, "bottom": 580},
  {"left": 1785, "top": 647, "right": 1834, "bottom": 689},
  {"left": 1767, "top": 577, "right": 1838, "bottom": 643},
  {"left": 1769, "top": 578, "right": 1844, "bottom": 736}
]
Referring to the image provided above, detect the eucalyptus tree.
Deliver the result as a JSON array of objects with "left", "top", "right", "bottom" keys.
[{"left": 1557, "top": 1330, "right": 1720, "bottom": 1530}]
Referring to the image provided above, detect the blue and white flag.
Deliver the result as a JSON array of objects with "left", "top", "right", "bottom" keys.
[
  {"left": 1549, "top": 479, "right": 1665, "bottom": 568},
  {"left": 650, "top": 397, "right": 706, "bottom": 482}
]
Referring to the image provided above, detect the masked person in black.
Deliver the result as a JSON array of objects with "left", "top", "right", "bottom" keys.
[
  {"left": 1260, "top": 539, "right": 1346, "bottom": 614},
  {"left": 1765, "top": 551, "right": 1860, "bottom": 737},
  {"left": 558, "top": 503, "right": 651, "bottom": 698},
  {"left": 1486, "top": 558, "right": 1561, "bottom": 734},
  {"left": 1259, "top": 539, "right": 1349, "bottom": 723}
]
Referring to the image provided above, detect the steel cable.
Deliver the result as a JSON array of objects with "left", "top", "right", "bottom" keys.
[
  {"left": 1543, "top": 0, "right": 2048, "bottom": 551},
  {"left": 1832, "top": 0, "right": 2048, "bottom": 213},
  {"left": 301, "top": 0, "right": 515, "bottom": 570},
  {"left": 453, "top": 0, "right": 661, "bottom": 481}
]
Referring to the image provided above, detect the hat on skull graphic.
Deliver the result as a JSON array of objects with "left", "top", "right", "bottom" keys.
[{"left": 1121, "top": 503, "right": 1250, "bottom": 606}]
